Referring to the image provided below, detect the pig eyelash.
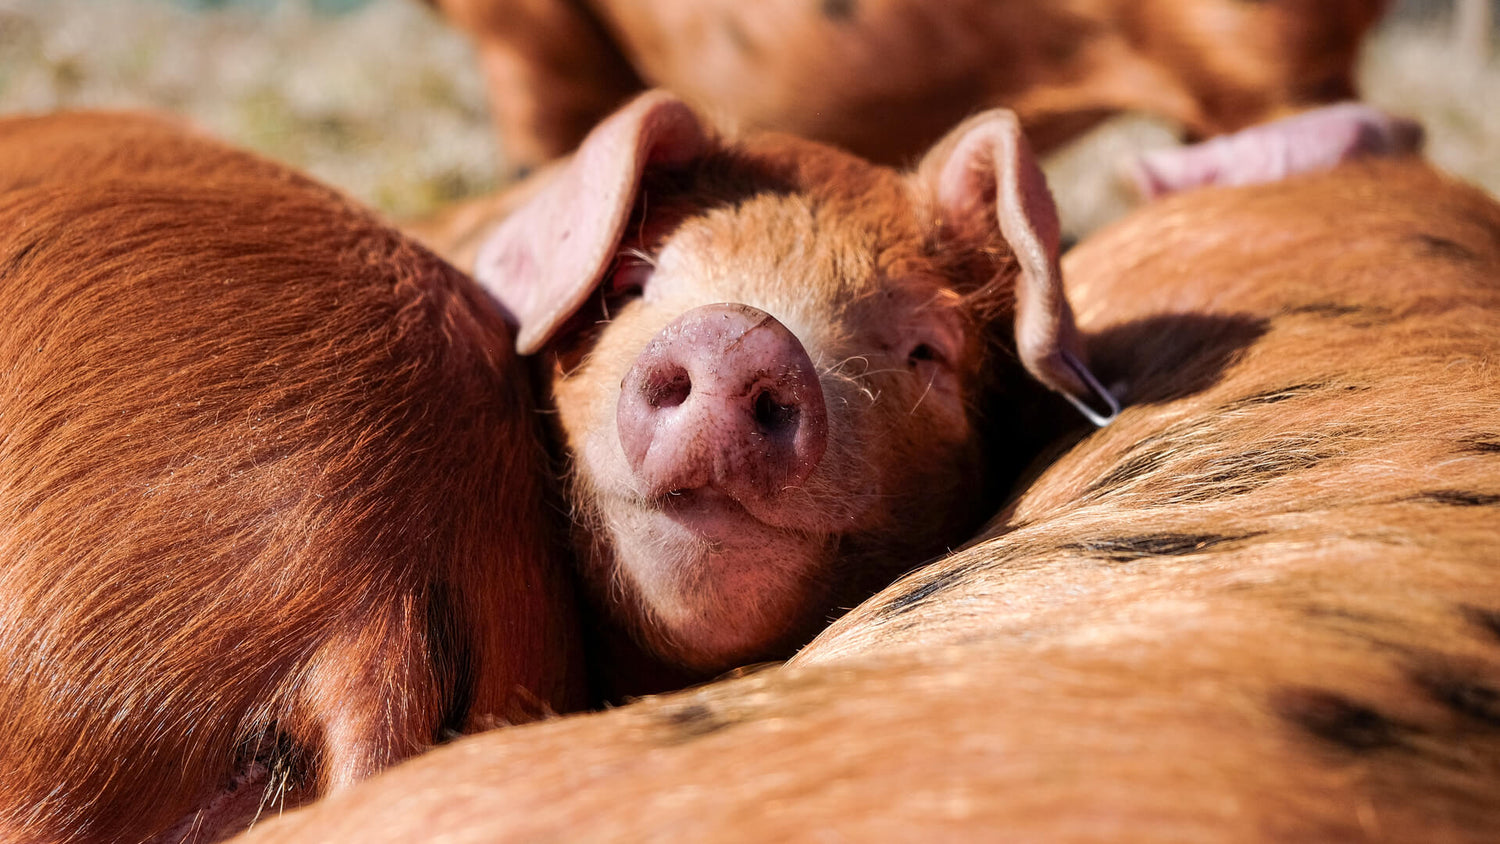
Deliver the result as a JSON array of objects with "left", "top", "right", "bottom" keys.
[
  {"left": 620, "top": 247, "right": 657, "bottom": 267},
  {"left": 602, "top": 252, "right": 655, "bottom": 321}
]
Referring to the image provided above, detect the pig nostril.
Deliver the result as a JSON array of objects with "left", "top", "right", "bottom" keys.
[
  {"left": 753, "top": 388, "right": 799, "bottom": 435},
  {"left": 643, "top": 365, "right": 692, "bottom": 409}
]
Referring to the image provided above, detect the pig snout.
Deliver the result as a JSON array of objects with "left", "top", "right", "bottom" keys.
[{"left": 617, "top": 303, "right": 828, "bottom": 508}]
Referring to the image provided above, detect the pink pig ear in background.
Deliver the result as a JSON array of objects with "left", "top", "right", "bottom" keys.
[
  {"left": 1129, "top": 102, "right": 1425, "bottom": 200},
  {"left": 474, "top": 90, "right": 709, "bottom": 355},
  {"left": 920, "top": 109, "right": 1119, "bottom": 427}
]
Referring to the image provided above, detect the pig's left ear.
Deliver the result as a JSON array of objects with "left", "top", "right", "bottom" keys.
[
  {"left": 473, "top": 91, "right": 710, "bottom": 354},
  {"left": 919, "top": 109, "right": 1119, "bottom": 426}
]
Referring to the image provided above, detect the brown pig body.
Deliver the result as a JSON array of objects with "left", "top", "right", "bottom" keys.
[
  {"left": 0, "top": 113, "right": 582, "bottom": 843},
  {"left": 445, "top": 91, "right": 1114, "bottom": 690},
  {"left": 234, "top": 157, "right": 1500, "bottom": 841},
  {"left": 425, "top": 0, "right": 1388, "bottom": 173}
]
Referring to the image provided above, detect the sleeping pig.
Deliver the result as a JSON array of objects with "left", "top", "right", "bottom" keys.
[{"left": 453, "top": 90, "right": 1118, "bottom": 691}]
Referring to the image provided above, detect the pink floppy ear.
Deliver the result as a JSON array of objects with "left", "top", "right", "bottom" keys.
[
  {"left": 473, "top": 90, "right": 709, "bottom": 354},
  {"left": 920, "top": 109, "right": 1119, "bottom": 426}
]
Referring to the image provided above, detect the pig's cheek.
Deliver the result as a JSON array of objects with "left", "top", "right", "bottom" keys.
[
  {"left": 575, "top": 418, "right": 635, "bottom": 500},
  {"left": 552, "top": 352, "right": 641, "bottom": 501},
  {"left": 800, "top": 376, "right": 891, "bottom": 526}
]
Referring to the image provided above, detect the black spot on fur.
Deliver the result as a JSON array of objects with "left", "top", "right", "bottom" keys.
[
  {"left": 1461, "top": 606, "right": 1500, "bottom": 644},
  {"left": 881, "top": 572, "right": 962, "bottom": 616},
  {"left": 1083, "top": 432, "right": 1176, "bottom": 497},
  {"left": 1169, "top": 442, "right": 1343, "bottom": 504},
  {"left": 1283, "top": 303, "right": 1367, "bottom": 319},
  {"left": 1411, "top": 233, "right": 1479, "bottom": 262},
  {"left": 1221, "top": 381, "right": 1330, "bottom": 409},
  {"left": 1298, "top": 603, "right": 1384, "bottom": 625},
  {"left": 1460, "top": 436, "right": 1500, "bottom": 456},
  {"left": 1063, "top": 531, "right": 1262, "bottom": 562},
  {"left": 656, "top": 702, "right": 733, "bottom": 744},
  {"left": 821, "top": 0, "right": 856, "bottom": 20},
  {"left": 1274, "top": 688, "right": 1408, "bottom": 752},
  {"left": 1412, "top": 666, "right": 1500, "bottom": 729},
  {"left": 426, "top": 580, "right": 477, "bottom": 743},
  {"left": 3, "top": 238, "right": 40, "bottom": 276},
  {"left": 1087, "top": 425, "right": 1344, "bottom": 504},
  {"left": 1219, "top": 381, "right": 1367, "bottom": 413},
  {"left": 1412, "top": 490, "right": 1500, "bottom": 507},
  {"left": 875, "top": 546, "right": 1037, "bottom": 618}
]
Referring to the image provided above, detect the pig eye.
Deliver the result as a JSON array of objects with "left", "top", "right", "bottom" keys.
[
  {"left": 907, "top": 343, "right": 940, "bottom": 366},
  {"left": 906, "top": 341, "right": 955, "bottom": 371},
  {"left": 608, "top": 257, "right": 653, "bottom": 302}
]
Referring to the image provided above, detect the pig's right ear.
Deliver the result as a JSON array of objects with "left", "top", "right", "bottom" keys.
[
  {"left": 918, "top": 109, "right": 1120, "bottom": 427},
  {"left": 473, "top": 91, "right": 709, "bottom": 354}
]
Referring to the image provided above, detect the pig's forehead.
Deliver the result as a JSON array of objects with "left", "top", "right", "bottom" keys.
[
  {"left": 651, "top": 149, "right": 960, "bottom": 292},
  {"left": 657, "top": 189, "right": 955, "bottom": 303}
]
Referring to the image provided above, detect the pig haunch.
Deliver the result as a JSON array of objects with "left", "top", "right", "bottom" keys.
[
  {"left": 464, "top": 92, "right": 1116, "bottom": 681},
  {"left": 0, "top": 112, "right": 581, "bottom": 844},
  {"left": 233, "top": 158, "right": 1500, "bottom": 844}
]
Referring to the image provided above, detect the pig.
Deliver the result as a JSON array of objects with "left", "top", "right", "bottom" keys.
[
  {"left": 0, "top": 112, "right": 582, "bottom": 844},
  {"left": 231, "top": 155, "right": 1500, "bottom": 841},
  {"left": 422, "top": 0, "right": 1390, "bottom": 175},
  {"left": 444, "top": 90, "right": 1117, "bottom": 693}
]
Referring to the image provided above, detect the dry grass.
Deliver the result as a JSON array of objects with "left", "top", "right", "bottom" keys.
[{"left": 0, "top": 0, "right": 1496, "bottom": 232}]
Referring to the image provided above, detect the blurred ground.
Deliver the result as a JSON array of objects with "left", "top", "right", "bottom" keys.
[
  {"left": 0, "top": 0, "right": 1495, "bottom": 233},
  {"left": 0, "top": 0, "right": 491, "bottom": 218}
]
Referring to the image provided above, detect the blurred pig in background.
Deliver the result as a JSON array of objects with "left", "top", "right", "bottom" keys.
[{"left": 424, "top": 0, "right": 1392, "bottom": 173}]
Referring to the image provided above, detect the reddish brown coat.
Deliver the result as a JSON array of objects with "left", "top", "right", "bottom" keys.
[{"left": 0, "top": 113, "right": 582, "bottom": 843}]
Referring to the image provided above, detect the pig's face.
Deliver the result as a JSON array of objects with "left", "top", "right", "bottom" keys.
[
  {"left": 547, "top": 163, "right": 987, "bottom": 669},
  {"left": 477, "top": 93, "right": 1114, "bottom": 673}
]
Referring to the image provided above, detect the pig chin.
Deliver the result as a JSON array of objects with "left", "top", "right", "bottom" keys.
[{"left": 600, "top": 496, "right": 837, "bottom": 671}]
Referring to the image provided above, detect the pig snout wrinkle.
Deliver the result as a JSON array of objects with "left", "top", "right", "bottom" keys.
[{"left": 617, "top": 303, "right": 828, "bottom": 506}]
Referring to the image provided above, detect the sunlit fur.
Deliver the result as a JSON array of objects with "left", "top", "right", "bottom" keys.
[
  {"left": 0, "top": 112, "right": 582, "bottom": 844},
  {"left": 236, "top": 160, "right": 1500, "bottom": 842}
]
